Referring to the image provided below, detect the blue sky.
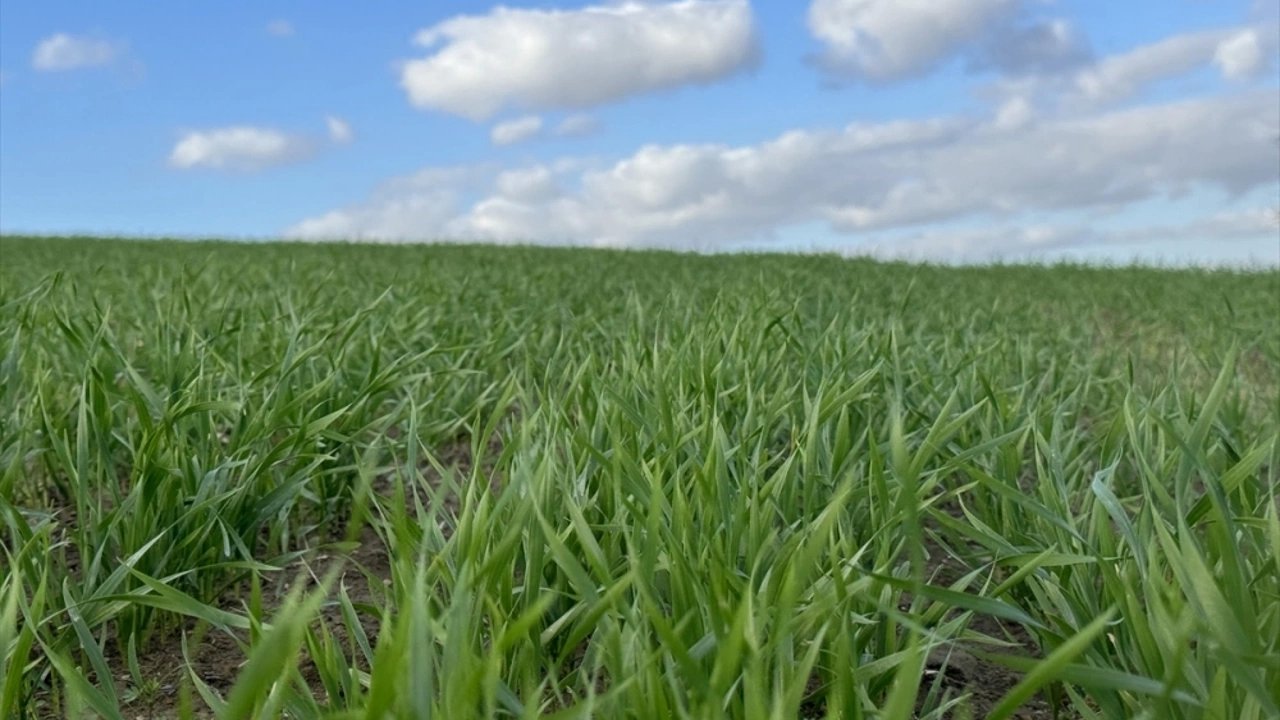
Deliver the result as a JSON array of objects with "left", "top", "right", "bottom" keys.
[{"left": 1, "top": 0, "right": 1277, "bottom": 264}]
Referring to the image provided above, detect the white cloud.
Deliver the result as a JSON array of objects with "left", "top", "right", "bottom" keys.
[
  {"left": 31, "top": 33, "right": 120, "bottom": 71},
  {"left": 974, "top": 18, "right": 1092, "bottom": 75},
  {"left": 495, "top": 166, "right": 561, "bottom": 203},
  {"left": 993, "top": 96, "right": 1033, "bottom": 130},
  {"left": 399, "top": 0, "right": 757, "bottom": 120},
  {"left": 284, "top": 167, "right": 491, "bottom": 241},
  {"left": 808, "top": 0, "right": 1017, "bottom": 82},
  {"left": 287, "top": 90, "right": 1279, "bottom": 255},
  {"left": 555, "top": 114, "right": 600, "bottom": 138},
  {"left": 267, "top": 20, "right": 295, "bottom": 37},
  {"left": 1073, "top": 29, "right": 1229, "bottom": 104},
  {"left": 1215, "top": 30, "right": 1265, "bottom": 80},
  {"left": 807, "top": 5, "right": 1268, "bottom": 95},
  {"left": 490, "top": 116, "right": 544, "bottom": 146},
  {"left": 326, "top": 116, "right": 354, "bottom": 144},
  {"left": 1250, "top": 0, "right": 1280, "bottom": 27},
  {"left": 985, "top": 24, "right": 1277, "bottom": 121},
  {"left": 169, "top": 127, "right": 314, "bottom": 171},
  {"left": 820, "top": 93, "right": 1277, "bottom": 233}
]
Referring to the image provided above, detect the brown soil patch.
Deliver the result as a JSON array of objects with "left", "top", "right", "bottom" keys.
[{"left": 908, "top": 497, "right": 1071, "bottom": 720}]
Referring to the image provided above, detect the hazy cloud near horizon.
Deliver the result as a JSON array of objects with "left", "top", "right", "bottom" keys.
[{"left": 288, "top": 90, "right": 1278, "bottom": 256}]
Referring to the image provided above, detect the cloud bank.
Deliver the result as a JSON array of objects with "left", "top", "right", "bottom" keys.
[{"left": 287, "top": 90, "right": 1279, "bottom": 254}]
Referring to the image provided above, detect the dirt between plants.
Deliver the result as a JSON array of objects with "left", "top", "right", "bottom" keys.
[
  {"left": 909, "top": 498, "right": 1073, "bottom": 720},
  {"left": 912, "top": 559, "right": 1063, "bottom": 720},
  {"left": 793, "top": 546, "right": 1065, "bottom": 720},
  {"left": 103, "top": 522, "right": 396, "bottom": 720},
  {"left": 43, "top": 434, "right": 1068, "bottom": 719}
]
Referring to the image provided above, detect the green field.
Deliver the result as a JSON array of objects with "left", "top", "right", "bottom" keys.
[{"left": 1, "top": 236, "right": 1277, "bottom": 719}]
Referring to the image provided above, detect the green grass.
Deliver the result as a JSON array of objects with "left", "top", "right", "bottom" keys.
[{"left": 1, "top": 235, "right": 1277, "bottom": 719}]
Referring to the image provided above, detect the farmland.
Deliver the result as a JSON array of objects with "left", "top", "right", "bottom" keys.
[{"left": 0, "top": 236, "right": 1277, "bottom": 719}]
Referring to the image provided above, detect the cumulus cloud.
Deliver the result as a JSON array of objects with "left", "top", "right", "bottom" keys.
[
  {"left": 171, "top": 116, "right": 356, "bottom": 171},
  {"left": 267, "top": 20, "right": 295, "bottom": 37},
  {"left": 983, "top": 24, "right": 1277, "bottom": 124},
  {"left": 973, "top": 18, "right": 1092, "bottom": 75},
  {"left": 399, "top": 0, "right": 757, "bottom": 120},
  {"left": 285, "top": 166, "right": 492, "bottom": 241},
  {"left": 1073, "top": 29, "right": 1232, "bottom": 104},
  {"left": 31, "top": 33, "right": 120, "bottom": 71},
  {"left": 169, "top": 127, "right": 314, "bottom": 171},
  {"left": 1252, "top": 0, "right": 1279, "bottom": 18},
  {"left": 494, "top": 166, "right": 562, "bottom": 203},
  {"left": 820, "top": 93, "right": 1277, "bottom": 233},
  {"left": 1064, "top": 25, "right": 1279, "bottom": 107},
  {"left": 287, "top": 90, "right": 1279, "bottom": 254},
  {"left": 490, "top": 116, "right": 544, "bottom": 146},
  {"left": 555, "top": 114, "right": 600, "bottom": 138},
  {"left": 1215, "top": 30, "right": 1266, "bottom": 80},
  {"left": 326, "top": 116, "right": 354, "bottom": 144},
  {"left": 993, "top": 96, "right": 1034, "bottom": 130},
  {"left": 808, "top": 0, "right": 1018, "bottom": 82},
  {"left": 808, "top": 1, "right": 1271, "bottom": 95}
]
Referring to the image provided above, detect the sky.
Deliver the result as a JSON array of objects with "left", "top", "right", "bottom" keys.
[{"left": 0, "top": 0, "right": 1277, "bottom": 265}]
